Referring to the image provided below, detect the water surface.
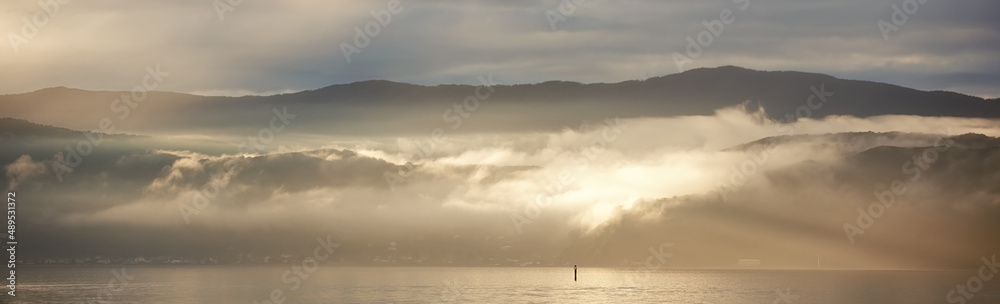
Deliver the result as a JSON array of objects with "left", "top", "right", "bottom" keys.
[{"left": 13, "top": 266, "right": 1000, "bottom": 303}]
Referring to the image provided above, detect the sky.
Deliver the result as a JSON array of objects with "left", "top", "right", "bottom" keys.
[
  {"left": 1, "top": 0, "right": 999, "bottom": 98},
  {"left": 3, "top": 1, "right": 1000, "bottom": 268}
]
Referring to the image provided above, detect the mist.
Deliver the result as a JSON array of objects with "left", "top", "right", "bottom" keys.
[{"left": 4, "top": 104, "right": 1000, "bottom": 268}]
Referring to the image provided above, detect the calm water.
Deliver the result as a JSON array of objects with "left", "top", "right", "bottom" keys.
[{"left": 11, "top": 266, "right": 1000, "bottom": 303}]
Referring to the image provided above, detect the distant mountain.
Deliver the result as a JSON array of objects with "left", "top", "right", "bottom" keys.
[
  {"left": 0, "top": 117, "right": 80, "bottom": 139},
  {"left": 726, "top": 131, "right": 1000, "bottom": 153},
  {"left": 0, "top": 118, "right": 232, "bottom": 170},
  {"left": 1, "top": 66, "right": 997, "bottom": 136}
]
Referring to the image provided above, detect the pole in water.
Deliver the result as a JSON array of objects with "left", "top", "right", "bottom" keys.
[{"left": 574, "top": 265, "right": 577, "bottom": 281}]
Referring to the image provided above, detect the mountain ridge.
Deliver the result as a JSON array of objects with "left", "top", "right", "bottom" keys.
[
  {"left": 2, "top": 66, "right": 998, "bottom": 136},
  {"left": 7, "top": 66, "right": 994, "bottom": 101}
]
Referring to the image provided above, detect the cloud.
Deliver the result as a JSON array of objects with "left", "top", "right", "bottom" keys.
[
  {"left": 4, "top": 154, "right": 47, "bottom": 190},
  {"left": 0, "top": 0, "right": 997, "bottom": 97},
  {"left": 7, "top": 104, "right": 1000, "bottom": 265}
]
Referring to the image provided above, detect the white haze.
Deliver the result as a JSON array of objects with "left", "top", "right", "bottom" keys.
[{"left": 52, "top": 105, "right": 1000, "bottom": 240}]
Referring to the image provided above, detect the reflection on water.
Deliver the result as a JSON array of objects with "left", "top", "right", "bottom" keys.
[{"left": 13, "top": 266, "right": 1000, "bottom": 303}]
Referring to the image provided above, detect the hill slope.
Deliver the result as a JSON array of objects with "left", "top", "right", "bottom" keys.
[{"left": 1, "top": 66, "right": 997, "bottom": 136}]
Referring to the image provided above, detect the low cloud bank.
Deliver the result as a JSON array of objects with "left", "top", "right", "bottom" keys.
[{"left": 3, "top": 106, "right": 1000, "bottom": 267}]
